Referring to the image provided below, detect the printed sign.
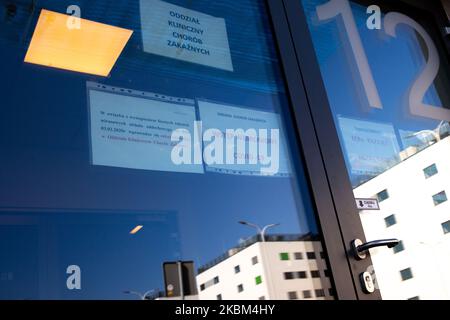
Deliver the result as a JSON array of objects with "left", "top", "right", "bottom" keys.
[
  {"left": 197, "top": 100, "right": 291, "bottom": 176},
  {"left": 355, "top": 198, "right": 380, "bottom": 210},
  {"left": 338, "top": 116, "right": 400, "bottom": 185},
  {"left": 140, "top": 0, "right": 233, "bottom": 71},
  {"left": 87, "top": 82, "right": 203, "bottom": 174}
]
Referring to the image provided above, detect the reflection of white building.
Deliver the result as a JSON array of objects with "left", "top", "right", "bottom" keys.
[
  {"left": 354, "top": 136, "right": 450, "bottom": 300},
  {"left": 195, "top": 235, "right": 334, "bottom": 300}
]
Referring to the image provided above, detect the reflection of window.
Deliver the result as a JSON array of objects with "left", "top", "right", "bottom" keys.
[
  {"left": 376, "top": 189, "right": 389, "bottom": 202},
  {"left": 306, "top": 252, "right": 316, "bottom": 260},
  {"left": 400, "top": 268, "right": 413, "bottom": 281},
  {"left": 255, "top": 276, "right": 262, "bottom": 285},
  {"left": 288, "top": 291, "right": 298, "bottom": 300},
  {"left": 328, "top": 288, "right": 335, "bottom": 297},
  {"left": 285, "top": 271, "right": 307, "bottom": 280},
  {"left": 216, "top": 294, "right": 222, "bottom": 300},
  {"left": 311, "top": 270, "right": 320, "bottom": 278},
  {"left": 433, "top": 191, "right": 448, "bottom": 206},
  {"left": 234, "top": 265, "right": 240, "bottom": 274},
  {"left": 279, "top": 252, "right": 289, "bottom": 261},
  {"left": 294, "top": 252, "right": 303, "bottom": 260},
  {"left": 201, "top": 275, "right": 219, "bottom": 291},
  {"left": 315, "top": 289, "right": 325, "bottom": 297},
  {"left": 393, "top": 241, "right": 405, "bottom": 253},
  {"left": 284, "top": 272, "right": 294, "bottom": 280},
  {"left": 423, "top": 164, "right": 438, "bottom": 178},
  {"left": 237, "top": 284, "right": 244, "bottom": 293},
  {"left": 442, "top": 220, "right": 450, "bottom": 234},
  {"left": 384, "top": 214, "right": 397, "bottom": 227},
  {"left": 303, "top": 290, "right": 312, "bottom": 299},
  {"left": 252, "top": 256, "right": 258, "bottom": 265}
]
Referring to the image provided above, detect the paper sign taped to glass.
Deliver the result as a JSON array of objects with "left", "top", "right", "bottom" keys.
[
  {"left": 337, "top": 116, "right": 401, "bottom": 186},
  {"left": 87, "top": 82, "right": 204, "bottom": 174},
  {"left": 197, "top": 100, "right": 292, "bottom": 177},
  {"left": 140, "top": 0, "right": 233, "bottom": 71}
]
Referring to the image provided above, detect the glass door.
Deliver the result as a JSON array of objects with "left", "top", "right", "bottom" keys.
[
  {"left": 294, "top": 0, "right": 450, "bottom": 299},
  {"left": 0, "top": 0, "right": 345, "bottom": 300}
]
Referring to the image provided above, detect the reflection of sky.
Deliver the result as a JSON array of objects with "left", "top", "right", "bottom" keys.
[
  {"left": 302, "top": 0, "right": 450, "bottom": 186},
  {"left": 0, "top": 211, "right": 180, "bottom": 300},
  {"left": 0, "top": 0, "right": 317, "bottom": 299}
]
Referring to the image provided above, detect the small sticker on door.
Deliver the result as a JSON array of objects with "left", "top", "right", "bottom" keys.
[{"left": 355, "top": 198, "right": 380, "bottom": 210}]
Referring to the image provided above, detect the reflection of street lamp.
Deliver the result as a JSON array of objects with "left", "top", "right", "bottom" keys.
[
  {"left": 406, "top": 129, "right": 439, "bottom": 144},
  {"left": 406, "top": 121, "right": 449, "bottom": 144},
  {"left": 238, "top": 221, "right": 279, "bottom": 299},
  {"left": 238, "top": 221, "right": 279, "bottom": 242},
  {"left": 123, "top": 289, "right": 155, "bottom": 300}
]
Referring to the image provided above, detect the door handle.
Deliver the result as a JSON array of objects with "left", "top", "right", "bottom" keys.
[{"left": 352, "top": 238, "right": 400, "bottom": 260}]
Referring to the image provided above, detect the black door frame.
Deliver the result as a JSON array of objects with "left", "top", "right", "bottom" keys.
[
  {"left": 265, "top": 0, "right": 368, "bottom": 300},
  {"left": 266, "top": 0, "right": 450, "bottom": 300}
]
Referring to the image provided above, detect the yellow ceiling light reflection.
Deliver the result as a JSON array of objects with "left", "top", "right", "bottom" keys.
[
  {"left": 130, "top": 225, "right": 143, "bottom": 235},
  {"left": 24, "top": 9, "right": 133, "bottom": 76}
]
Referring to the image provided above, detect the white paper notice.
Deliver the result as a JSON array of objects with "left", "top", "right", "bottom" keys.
[
  {"left": 197, "top": 100, "right": 291, "bottom": 177},
  {"left": 338, "top": 116, "right": 400, "bottom": 180},
  {"left": 140, "top": 0, "right": 233, "bottom": 71},
  {"left": 88, "top": 84, "right": 203, "bottom": 174}
]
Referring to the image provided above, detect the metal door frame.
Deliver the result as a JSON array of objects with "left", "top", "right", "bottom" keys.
[{"left": 265, "top": 0, "right": 362, "bottom": 300}]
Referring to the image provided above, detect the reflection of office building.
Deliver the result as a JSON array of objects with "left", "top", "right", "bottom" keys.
[
  {"left": 354, "top": 136, "right": 450, "bottom": 300},
  {"left": 196, "top": 234, "right": 333, "bottom": 300}
]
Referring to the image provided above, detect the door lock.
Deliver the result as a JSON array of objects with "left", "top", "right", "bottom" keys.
[
  {"left": 352, "top": 238, "right": 400, "bottom": 260},
  {"left": 360, "top": 271, "right": 375, "bottom": 294}
]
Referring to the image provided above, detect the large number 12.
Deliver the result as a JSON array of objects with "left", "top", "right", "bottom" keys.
[{"left": 316, "top": 0, "right": 450, "bottom": 122}]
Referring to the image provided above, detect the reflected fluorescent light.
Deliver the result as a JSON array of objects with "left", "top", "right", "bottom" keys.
[
  {"left": 24, "top": 9, "right": 133, "bottom": 76},
  {"left": 130, "top": 225, "right": 143, "bottom": 234}
]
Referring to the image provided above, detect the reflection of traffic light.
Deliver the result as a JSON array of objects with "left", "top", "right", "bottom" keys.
[
  {"left": 163, "top": 261, "right": 197, "bottom": 298},
  {"left": 167, "top": 284, "right": 174, "bottom": 297}
]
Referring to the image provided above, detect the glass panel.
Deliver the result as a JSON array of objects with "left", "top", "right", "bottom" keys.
[
  {"left": 297, "top": 271, "right": 307, "bottom": 278},
  {"left": 279, "top": 252, "right": 290, "bottom": 261},
  {"left": 376, "top": 189, "right": 389, "bottom": 202},
  {"left": 432, "top": 191, "right": 448, "bottom": 206},
  {"left": 393, "top": 240, "right": 405, "bottom": 254},
  {"left": 384, "top": 214, "right": 397, "bottom": 228},
  {"left": 287, "top": 291, "right": 298, "bottom": 299},
  {"left": 302, "top": 0, "right": 450, "bottom": 299},
  {"left": 442, "top": 221, "right": 450, "bottom": 234},
  {"left": 423, "top": 164, "right": 438, "bottom": 179},
  {"left": 0, "top": 0, "right": 333, "bottom": 300},
  {"left": 400, "top": 268, "right": 413, "bottom": 281},
  {"left": 315, "top": 289, "right": 326, "bottom": 297},
  {"left": 294, "top": 252, "right": 303, "bottom": 260}
]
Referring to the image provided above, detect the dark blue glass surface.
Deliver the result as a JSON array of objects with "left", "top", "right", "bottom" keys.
[{"left": 0, "top": 0, "right": 321, "bottom": 299}]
